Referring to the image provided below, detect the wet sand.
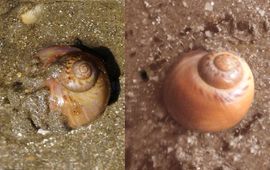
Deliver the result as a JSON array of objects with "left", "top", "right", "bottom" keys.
[
  {"left": 0, "top": 0, "right": 124, "bottom": 169},
  {"left": 126, "top": 0, "right": 270, "bottom": 169}
]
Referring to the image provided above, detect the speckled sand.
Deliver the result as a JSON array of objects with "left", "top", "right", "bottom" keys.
[
  {"left": 0, "top": 0, "right": 124, "bottom": 169},
  {"left": 126, "top": 0, "right": 270, "bottom": 169}
]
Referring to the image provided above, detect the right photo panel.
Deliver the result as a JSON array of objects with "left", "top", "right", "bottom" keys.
[{"left": 126, "top": 0, "right": 269, "bottom": 170}]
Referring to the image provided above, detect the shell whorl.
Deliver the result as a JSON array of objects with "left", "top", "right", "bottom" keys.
[
  {"left": 59, "top": 52, "right": 98, "bottom": 92},
  {"left": 72, "top": 60, "right": 92, "bottom": 79},
  {"left": 198, "top": 52, "right": 243, "bottom": 89}
]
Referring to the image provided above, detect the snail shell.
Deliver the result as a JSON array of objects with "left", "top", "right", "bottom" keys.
[
  {"left": 37, "top": 45, "right": 110, "bottom": 128},
  {"left": 163, "top": 49, "right": 254, "bottom": 132}
]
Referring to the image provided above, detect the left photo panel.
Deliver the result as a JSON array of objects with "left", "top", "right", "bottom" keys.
[{"left": 0, "top": 0, "right": 124, "bottom": 169}]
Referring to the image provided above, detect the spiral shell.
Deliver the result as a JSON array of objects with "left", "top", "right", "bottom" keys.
[
  {"left": 57, "top": 52, "right": 99, "bottom": 92},
  {"left": 163, "top": 49, "right": 254, "bottom": 132},
  {"left": 37, "top": 45, "right": 110, "bottom": 128}
]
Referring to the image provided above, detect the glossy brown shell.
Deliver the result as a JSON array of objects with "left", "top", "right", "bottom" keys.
[
  {"left": 163, "top": 49, "right": 254, "bottom": 132},
  {"left": 37, "top": 45, "right": 110, "bottom": 128}
]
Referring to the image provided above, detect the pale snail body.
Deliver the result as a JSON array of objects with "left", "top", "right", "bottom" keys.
[
  {"left": 37, "top": 45, "right": 110, "bottom": 128},
  {"left": 163, "top": 50, "right": 254, "bottom": 132}
]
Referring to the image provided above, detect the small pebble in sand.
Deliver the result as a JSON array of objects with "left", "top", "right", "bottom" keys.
[
  {"left": 167, "top": 147, "right": 173, "bottom": 153},
  {"left": 205, "top": 30, "right": 212, "bottom": 37},
  {"left": 21, "top": 5, "right": 44, "bottom": 25},
  {"left": 37, "top": 129, "right": 50, "bottom": 135},
  {"left": 132, "top": 79, "right": 137, "bottom": 83},
  {"left": 0, "top": 40, "right": 3, "bottom": 48},
  {"left": 204, "top": 2, "right": 214, "bottom": 11},
  {"left": 16, "top": 72, "right": 22, "bottom": 78},
  {"left": 257, "top": 8, "right": 265, "bottom": 17},
  {"left": 182, "top": 1, "right": 188, "bottom": 8},
  {"left": 196, "top": 25, "right": 205, "bottom": 32},
  {"left": 127, "top": 91, "right": 135, "bottom": 98},
  {"left": 150, "top": 76, "right": 159, "bottom": 82}
]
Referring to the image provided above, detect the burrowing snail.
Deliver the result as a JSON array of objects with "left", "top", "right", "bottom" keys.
[
  {"left": 163, "top": 49, "right": 254, "bottom": 132},
  {"left": 36, "top": 45, "right": 110, "bottom": 128}
]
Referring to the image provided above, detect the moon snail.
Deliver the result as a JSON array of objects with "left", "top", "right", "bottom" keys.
[
  {"left": 36, "top": 45, "right": 111, "bottom": 128},
  {"left": 162, "top": 49, "right": 254, "bottom": 132}
]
